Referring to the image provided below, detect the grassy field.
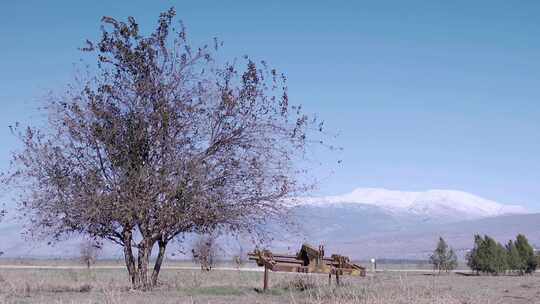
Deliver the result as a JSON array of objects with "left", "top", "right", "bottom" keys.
[
  {"left": 0, "top": 264, "right": 539, "bottom": 304},
  {"left": 0, "top": 258, "right": 469, "bottom": 271}
]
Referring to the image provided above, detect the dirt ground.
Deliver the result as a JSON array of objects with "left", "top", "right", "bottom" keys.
[{"left": 0, "top": 267, "right": 539, "bottom": 304}]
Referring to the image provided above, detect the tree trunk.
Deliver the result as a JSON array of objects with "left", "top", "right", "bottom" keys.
[
  {"left": 151, "top": 240, "right": 168, "bottom": 287},
  {"left": 137, "top": 238, "right": 154, "bottom": 290},
  {"left": 123, "top": 230, "right": 139, "bottom": 289}
]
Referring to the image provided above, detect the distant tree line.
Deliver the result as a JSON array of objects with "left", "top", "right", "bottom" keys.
[{"left": 466, "top": 234, "right": 537, "bottom": 275}]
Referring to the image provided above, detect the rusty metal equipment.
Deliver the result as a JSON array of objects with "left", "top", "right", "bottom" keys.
[{"left": 248, "top": 243, "right": 366, "bottom": 291}]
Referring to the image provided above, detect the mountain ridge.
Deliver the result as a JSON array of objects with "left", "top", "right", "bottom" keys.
[
  {"left": 298, "top": 188, "right": 528, "bottom": 221},
  {"left": 0, "top": 188, "right": 534, "bottom": 259}
]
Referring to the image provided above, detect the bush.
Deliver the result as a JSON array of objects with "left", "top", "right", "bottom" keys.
[{"left": 282, "top": 275, "right": 317, "bottom": 291}]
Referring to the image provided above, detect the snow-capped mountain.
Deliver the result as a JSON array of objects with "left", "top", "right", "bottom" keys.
[
  {"left": 0, "top": 187, "right": 533, "bottom": 259},
  {"left": 298, "top": 188, "right": 528, "bottom": 221},
  {"left": 269, "top": 188, "right": 537, "bottom": 259}
]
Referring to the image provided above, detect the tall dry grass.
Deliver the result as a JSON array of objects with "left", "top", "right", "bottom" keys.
[{"left": 0, "top": 268, "right": 533, "bottom": 303}]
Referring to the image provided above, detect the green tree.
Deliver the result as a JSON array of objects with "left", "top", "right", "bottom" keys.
[
  {"left": 467, "top": 235, "right": 507, "bottom": 275},
  {"left": 490, "top": 241, "right": 508, "bottom": 275},
  {"left": 429, "top": 237, "right": 458, "bottom": 273},
  {"left": 445, "top": 247, "right": 458, "bottom": 272},
  {"left": 506, "top": 240, "right": 524, "bottom": 273},
  {"left": 515, "top": 234, "right": 537, "bottom": 274},
  {"left": 466, "top": 234, "right": 483, "bottom": 274}
]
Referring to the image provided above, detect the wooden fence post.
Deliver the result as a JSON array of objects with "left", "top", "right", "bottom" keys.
[{"left": 263, "top": 265, "right": 269, "bottom": 291}]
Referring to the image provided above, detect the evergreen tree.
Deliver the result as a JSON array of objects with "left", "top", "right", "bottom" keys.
[
  {"left": 515, "top": 234, "right": 537, "bottom": 274},
  {"left": 467, "top": 234, "right": 483, "bottom": 274},
  {"left": 491, "top": 242, "right": 508, "bottom": 275},
  {"left": 467, "top": 235, "right": 508, "bottom": 275},
  {"left": 506, "top": 240, "right": 524, "bottom": 273},
  {"left": 445, "top": 247, "right": 458, "bottom": 272},
  {"left": 476, "top": 235, "right": 491, "bottom": 273},
  {"left": 430, "top": 237, "right": 458, "bottom": 273}
]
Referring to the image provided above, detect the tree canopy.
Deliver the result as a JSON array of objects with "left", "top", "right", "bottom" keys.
[{"left": 3, "top": 8, "right": 325, "bottom": 290}]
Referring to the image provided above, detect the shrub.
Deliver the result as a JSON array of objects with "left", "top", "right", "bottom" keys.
[{"left": 283, "top": 275, "right": 317, "bottom": 291}]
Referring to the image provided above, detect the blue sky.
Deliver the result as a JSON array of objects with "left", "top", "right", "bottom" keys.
[{"left": 1, "top": 1, "right": 539, "bottom": 210}]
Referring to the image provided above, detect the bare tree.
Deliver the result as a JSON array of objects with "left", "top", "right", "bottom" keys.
[
  {"left": 230, "top": 237, "right": 246, "bottom": 269},
  {"left": 3, "top": 8, "right": 325, "bottom": 290},
  {"left": 232, "top": 244, "right": 246, "bottom": 270},
  {"left": 191, "top": 234, "right": 218, "bottom": 271},
  {"left": 80, "top": 239, "right": 101, "bottom": 269}
]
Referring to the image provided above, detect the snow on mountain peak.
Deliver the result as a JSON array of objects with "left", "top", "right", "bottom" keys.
[{"left": 299, "top": 188, "right": 528, "bottom": 219}]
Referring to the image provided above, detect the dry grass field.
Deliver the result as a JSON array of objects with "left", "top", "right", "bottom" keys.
[{"left": 0, "top": 264, "right": 539, "bottom": 304}]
